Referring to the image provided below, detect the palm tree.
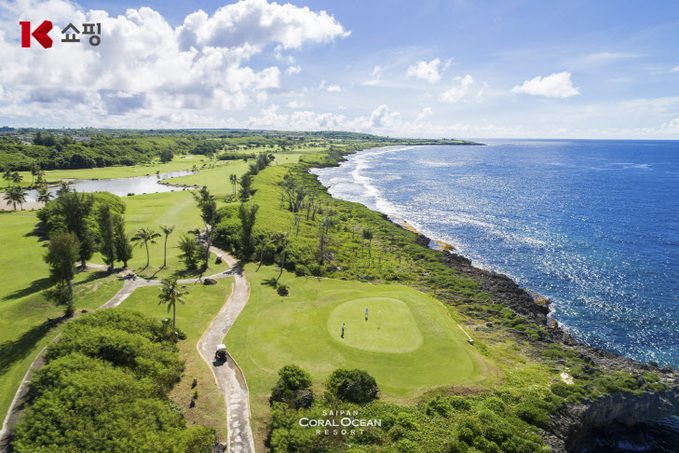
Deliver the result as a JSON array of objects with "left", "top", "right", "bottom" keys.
[
  {"left": 159, "top": 225, "right": 175, "bottom": 268},
  {"left": 3, "top": 185, "right": 28, "bottom": 210},
  {"left": 11, "top": 172, "right": 22, "bottom": 186},
  {"left": 2, "top": 169, "right": 12, "bottom": 188},
  {"left": 56, "top": 181, "right": 72, "bottom": 197},
  {"left": 30, "top": 165, "right": 38, "bottom": 186},
  {"left": 36, "top": 186, "right": 53, "bottom": 203},
  {"left": 272, "top": 232, "right": 288, "bottom": 283},
  {"left": 157, "top": 277, "right": 187, "bottom": 330},
  {"left": 35, "top": 170, "right": 46, "bottom": 187},
  {"left": 131, "top": 227, "right": 161, "bottom": 268},
  {"left": 229, "top": 174, "right": 238, "bottom": 194}
]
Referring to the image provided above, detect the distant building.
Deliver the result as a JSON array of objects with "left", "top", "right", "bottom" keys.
[{"left": 73, "top": 136, "right": 92, "bottom": 142}]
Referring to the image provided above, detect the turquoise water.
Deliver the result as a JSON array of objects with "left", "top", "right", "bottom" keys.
[{"left": 312, "top": 140, "right": 679, "bottom": 370}]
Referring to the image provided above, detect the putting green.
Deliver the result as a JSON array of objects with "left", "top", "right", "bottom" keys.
[{"left": 327, "top": 297, "right": 423, "bottom": 353}]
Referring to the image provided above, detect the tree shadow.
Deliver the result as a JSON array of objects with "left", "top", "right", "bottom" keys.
[
  {"left": 0, "top": 317, "right": 64, "bottom": 376},
  {"left": 261, "top": 277, "right": 278, "bottom": 289},
  {"left": 1, "top": 277, "right": 52, "bottom": 301},
  {"left": 73, "top": 270, "right": 110, "bottom": 285}
]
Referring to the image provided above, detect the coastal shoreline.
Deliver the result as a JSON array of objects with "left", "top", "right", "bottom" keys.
[{"left": 309, "top": 146, "right": 679, "bottom": 452}]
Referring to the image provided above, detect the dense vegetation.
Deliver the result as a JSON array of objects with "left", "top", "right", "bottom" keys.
[{"left": 11, "top": 310, "right": 215, "bottom": 452}]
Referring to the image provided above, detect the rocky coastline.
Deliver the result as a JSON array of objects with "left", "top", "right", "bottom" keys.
[{"left": 408, "top": 226, "right": 679, "bottom": 452}]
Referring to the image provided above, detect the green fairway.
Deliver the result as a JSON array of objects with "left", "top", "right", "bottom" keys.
[
  {"left": 327, "top": 297, "right": 423, "bottom": 353},
  {"left": 162, "top": 160, "right": 250, "bottom": 196},
  {"left": 13, "top": 155, "right": 211, "bottom": 187},
  {"left": 227, "top": 264, "right": 495, "bottom": 447}
]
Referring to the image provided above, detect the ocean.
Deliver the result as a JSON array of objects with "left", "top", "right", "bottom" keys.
[{"left": 312, "top": 140, "right": 679, "bottom": 370}]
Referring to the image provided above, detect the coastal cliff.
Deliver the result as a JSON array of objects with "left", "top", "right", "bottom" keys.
[{"left": 413, "top": 230, "right": 679, "bottom": 452}]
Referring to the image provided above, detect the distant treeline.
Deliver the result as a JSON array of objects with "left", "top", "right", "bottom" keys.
[{"left": 0, "top": 129, "right": 479, "bottom": 171}]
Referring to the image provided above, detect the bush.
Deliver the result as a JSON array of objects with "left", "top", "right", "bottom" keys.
[
  {"left": 277, "top": 284, "right": 289, "bottom": 296},
  {"left": 270, "top": 364, "right": 314, "bottom": 409},
  {"left": 326, "top": 369, "right": 379, "bottom": 404}
]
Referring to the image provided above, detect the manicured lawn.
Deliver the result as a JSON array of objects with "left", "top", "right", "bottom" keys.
[
  {"left": 91, "top": 191, "right": 231, "bottom": 280},
  {"left": 120, "top": 281, "right": 233, "bottom": 441},
  {"left": 226, "top": 263, "right": 494, "bottom": 448},
  {"left": 163, "top": 160, "right": 251, "bottom": 197},
  {"left": 13, "top": 155, "right": 211, "bottom": 186}
]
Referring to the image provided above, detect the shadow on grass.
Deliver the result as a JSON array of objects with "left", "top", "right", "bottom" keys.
[
  {"left": 1, "top": 278, "right": 52, "bottom": 301},
  {"left": 0, "top": 317, "right": 65, "bottom": 376},
  {"left": 74, "top": 270, "right": 110, "bottom": 285},
  {"left": 261, "top": 277, "right": 278, "bottom": 289}
]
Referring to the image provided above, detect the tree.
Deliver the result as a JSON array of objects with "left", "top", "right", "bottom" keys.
[
  {"left": 43, "top": 230, "right": 80, "bottom": 316},
  {"left": 131, "top": 227, "right": 161, "bottom": 268},
  {"left": 30, "top": 164, "right": 39, "bottom": 186},
  {"left": 238, "top": 173, "right": 252, "bottom": 202},
  {"left": 158, "top": 277, "right": 187, "bottom": 330},
  {"left": 160, "top": 225, "right": 175, "bottom": 268},
  {"left": 272, "top": 232, "right": 288, "bottom": 283},
  {"left": 55, "top": 181, "right": 72, "bottom": 197},
  {"left": 113, "top": 215, "right": 133, "bottom": 268},
  {"left": 270, "top": 364, "right": 314, "bottom": 409},
  {"left": 192, "top": 187, "right": 218, "bottom": 266},
  {"left": 36, "top": 186, "right": 53, "bottom": 203},
  {"left": 238, "top": 203, "right": 259, "bottom": 259},
  {"left": 96, "top": 204, "right": 116, "bottom": 272},
  {"left": 3, "top": 185, "right": 27, "bottom": 210},
  {"left": 11, "top": 172, "right": 22, "bottom": 186},
  {"left": 362, "top": 229, "right": 374, "bottom": 258},
  {"left": 177, "top": 233, "right": 203, "bottom": 270},
  {"left": 2, "top": 169, "right": 12, "bottom": 188},
  {"left": 158, "top": 149, "right": 173, "bottom": 163},
  {"left": 326, "top": 369, "right": 379, "bottom": 404},
  {"left": 56, "top": 191, "right": 95, "bottom": 267},
  {"left": 229, "top": 174, "right": 238, "bottom": 195}
]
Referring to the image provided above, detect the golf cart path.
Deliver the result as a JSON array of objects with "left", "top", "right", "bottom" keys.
[
  {"left": 196, "top": 249, "right": 255, "bottom": 453},
  {"left": 0, "top": 248, "right": 254, "bottom": 453}
]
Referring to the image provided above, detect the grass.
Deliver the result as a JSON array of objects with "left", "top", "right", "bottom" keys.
[
  {"left": 163, "top": 160, "right": 251, "bottom": 197},
  {"left": 226, "top": 263, "right": 496, "bottom": 450},
  {"left": 0, "top": 166, "right": 233, "bottom": 425},
  {"left": 120, "top": 281, "right": 233, "bottom": 441},
  {"left": 12, "top": 155, "right": 213, "bottom": 187}
]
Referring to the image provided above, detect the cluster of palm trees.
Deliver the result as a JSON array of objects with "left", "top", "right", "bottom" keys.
[
  {"left": 130, "top": 225, "right": 174, "bottom": 269},
  {"left": 2, "top": 167, "right": 54, "bottom": 210},
  {"left": 2, "top": 169, "right": 27, "bottom": 210}
]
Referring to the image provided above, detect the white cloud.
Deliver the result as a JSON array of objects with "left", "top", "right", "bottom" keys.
[
  {"left": 368, "top": 104, "right": 401, "bottom": 129},
  {"left": 0, "top": 0, "right": 349, "bottom": 123},
  {"left": 440, "top": 75, "right": 476, "bottom": 103},
  {"left": 511, "top": 72, "right": 580, "bottom": 98},
  {"left": 327, "top": 84, "right": 342, "bottom": 92},
  {"left": 415, "top": 107, "right": 433, "bottom": 122},
  {"left": 363, "top": 65, "right": 382, "bottom": 86},
  {"left": 671, "top": 66, "right": 679, "bottom": 73},
  {"left": 406, "top": 58, "right": 441, "bottom": 83},
  {"left": 286, "top": 99, "right": 308, "bottom": 109}
]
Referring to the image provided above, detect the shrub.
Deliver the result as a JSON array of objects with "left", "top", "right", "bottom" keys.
[
  {"left": 270, "top": 364, "right": 314, "bottom": 409},
  {"left": 277, "top": 284, "right": 289, "bottom": 296},
  {"left": 326, "top": 368, "right": 379, "bottom": 404}
]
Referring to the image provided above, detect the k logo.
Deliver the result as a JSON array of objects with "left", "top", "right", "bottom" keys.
[{"left": 20, "top": 20, "right": 53, "bottom": 48}]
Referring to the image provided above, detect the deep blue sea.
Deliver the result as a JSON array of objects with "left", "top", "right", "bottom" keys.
[{"left": 312, "top": 140, "right": 679, "bottom": 371}]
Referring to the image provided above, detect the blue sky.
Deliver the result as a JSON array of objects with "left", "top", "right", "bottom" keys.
[{"left": 2, "top": 0, "right": 679, "bottom": 138}]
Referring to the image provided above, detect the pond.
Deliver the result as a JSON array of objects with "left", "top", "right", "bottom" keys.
[{"left": 25, "top": 170, "right": 197, "bottom": 202}]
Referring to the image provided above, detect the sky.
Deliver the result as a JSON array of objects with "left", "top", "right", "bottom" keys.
[{"left": 2, "top": 0, "right": 679, "bottom": 139}]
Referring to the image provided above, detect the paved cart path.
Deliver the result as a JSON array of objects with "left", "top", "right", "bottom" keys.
[{"left": 196, "top": 249, "right": 255, "bottom": 453}]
